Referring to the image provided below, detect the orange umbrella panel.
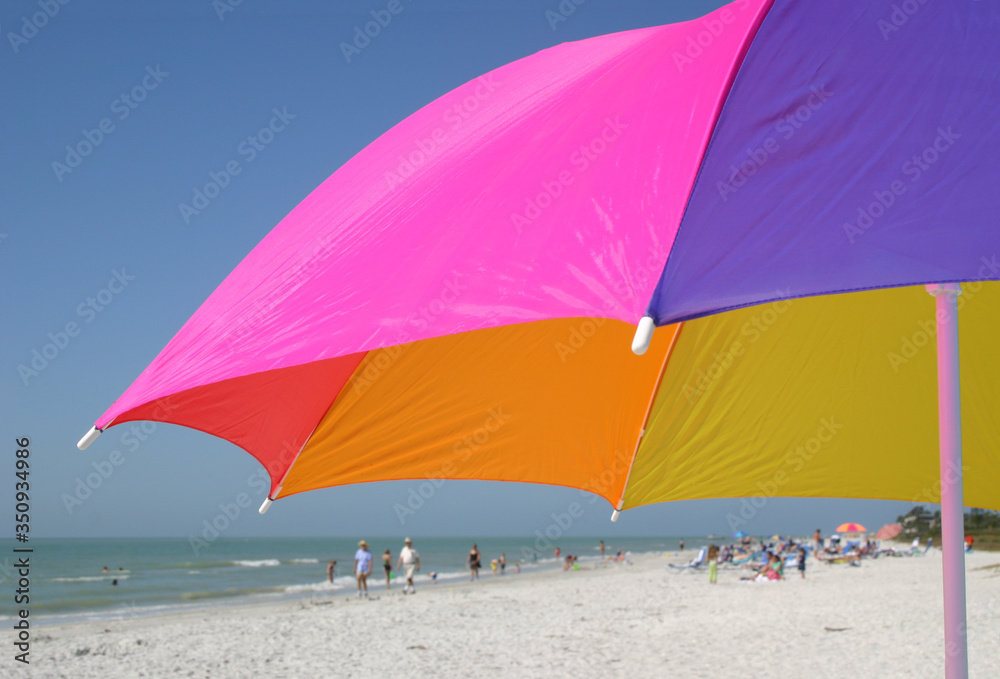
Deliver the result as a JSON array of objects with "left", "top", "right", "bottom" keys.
[{"left": 276, "top": 319, "right": 679, "bottom": 505}]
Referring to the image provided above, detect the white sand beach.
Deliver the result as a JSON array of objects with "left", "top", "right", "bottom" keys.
[{"left": 19, "top": 549, "right": 1000, "bottom": 678}]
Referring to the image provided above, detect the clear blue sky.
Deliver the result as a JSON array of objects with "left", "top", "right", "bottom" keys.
[{"left": 1, "top": 0, "right": 920, "bottom": 539}]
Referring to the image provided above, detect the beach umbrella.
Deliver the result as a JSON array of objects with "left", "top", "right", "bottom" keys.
[
  {"left": 835, "top": 523, "right": 867, "bottom": 534},
  {"left": 732, "top": 531, "right": 749, "bottom": 539},
  {"left": 875, "top": 523, "right": 903, "bottom": 541},
  {"left": 77, "top": 1, "right": 999, "bottom": 675}
]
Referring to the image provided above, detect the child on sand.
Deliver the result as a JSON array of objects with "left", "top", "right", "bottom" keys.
[
  {"left": 708, "top": 545, "right": 719, "bottom": 584},
  {"left": 468, "top": 544, "right": 481, "bottom": 580},
  {"left": 382, "top": 549, "right": 392, "bottom": 589}
]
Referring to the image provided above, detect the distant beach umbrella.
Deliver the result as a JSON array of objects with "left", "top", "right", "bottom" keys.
[
  {"left": 732, "top": 531, "right": 749, "bottom": 539},
  {"left": 875, "top": 523, "right": 903, "bottom": 541},
  {"left": 835, "top": 523, "right": 867, "bottom": 534},
  {"left": 77, "top": 1, "right": 999, "bottom": 675}
]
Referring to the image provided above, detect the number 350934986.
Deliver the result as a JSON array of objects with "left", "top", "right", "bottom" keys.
[{"left": 16, "top": 437, "right": 30, "bottom": 536}]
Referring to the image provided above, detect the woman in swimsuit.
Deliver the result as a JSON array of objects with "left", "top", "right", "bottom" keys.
[
  {"left": 382, "top": 549, "right": 393, "bottom": 589},
  {"left": 468, "top": 544, "right": 481, "bottom": 581}
]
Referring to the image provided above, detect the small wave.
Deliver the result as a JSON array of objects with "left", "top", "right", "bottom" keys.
[
  {"left": 282, "top": 581, "right": 340, "bottom": 594},
  {"left": 187, "top": 571, "right": 201, "bottom": 575},
  {"left": 51, "top": 575, "right": 130, "bottom": 583},
  {"left": 288, "top": 558, "right": 319, "bottom": 564},
  {"left": 31, "top": 596, "right": 124, "bottom": 613},
  {"left": 231, "top": 559, "right": 280, "bottom": 568},
  {"left": 180, "top": 586, "right": 282, "bottom": 601}
]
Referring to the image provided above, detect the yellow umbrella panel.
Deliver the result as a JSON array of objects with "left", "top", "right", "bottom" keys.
[{"left": 626, "top": 283, "right": 1000, "bottom": 511}]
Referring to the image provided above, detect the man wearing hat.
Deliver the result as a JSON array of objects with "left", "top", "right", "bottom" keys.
[
  {"left": 354, "top": 540, "right": 373, "bottom": 597},
  {"left": 397, "top": 537, "right": 420, "bottom": 594}
]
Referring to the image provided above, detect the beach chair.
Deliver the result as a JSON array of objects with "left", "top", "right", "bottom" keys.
[
  {"left": 669, "top": 547, "right": 707, "bottom": 570},
  {"left": 727, "top": 552, "right": 756, "bottom": 566}
]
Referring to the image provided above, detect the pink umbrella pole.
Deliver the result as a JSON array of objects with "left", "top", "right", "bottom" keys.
[{"left": 927, "top": 283, "right": 968, "bottom": 679}]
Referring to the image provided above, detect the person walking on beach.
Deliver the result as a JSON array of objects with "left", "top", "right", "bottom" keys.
[
  {"left": 354, "top": 540, "right": 372, "bottom": 597},
  {"left": 468, "top": 544, "right": 481, "bottom": 580},
  {"left": 499, "top": 553, "right": 506, "bottom": 575},
  {"left": 398, "top": 537, "right": 420, "bottom": 594},
  {"left": 708, "top": 545, "right": 719, "bottom": 584},
  {"left": 326, "top": 559, "right": 337, "bottom": 583},
  {"left": 382, "top": 549, "right": 393, "bottom": 589},
  {"left": 797, "top": 546, "right": 807, "bottom": 579},
  {"left": 599, "top": 540, "right": 605, "bottom": 564},
  {"left": 679, "top": 538, "right": 685, "bottom": 551}
]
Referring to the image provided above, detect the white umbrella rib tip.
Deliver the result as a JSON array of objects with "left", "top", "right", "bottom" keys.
[{"left": 631, "top": 316, "right": 656, "bottom": 355}]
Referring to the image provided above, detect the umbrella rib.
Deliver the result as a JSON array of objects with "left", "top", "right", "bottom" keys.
[
  {"left": 611, "top": 322, "right": 684, "bottom": 520},
  {"left": 258, "top": 420, "right": 321, "bottom": 514},
  {"left": 258, "top": 351, "right": 372, "bottom": 513}
]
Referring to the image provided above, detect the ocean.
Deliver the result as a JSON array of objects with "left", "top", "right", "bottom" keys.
[{"left": 3, "top": 536, "right": 696, "bottom": 626}]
